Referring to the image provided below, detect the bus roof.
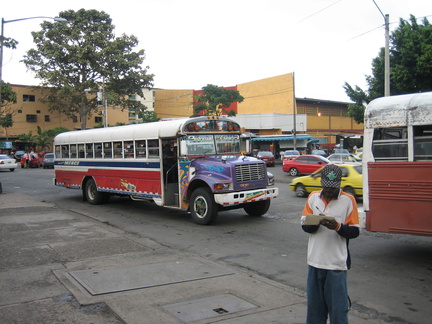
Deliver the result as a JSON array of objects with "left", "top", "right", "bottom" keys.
[
  {"left": 54, "top": 116, "right": 239, "bottom": 144},
  {"left": 365, "top": 91, "right": 432, "bottom": 128}
]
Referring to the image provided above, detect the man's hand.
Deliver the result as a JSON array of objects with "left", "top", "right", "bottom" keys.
[{"left": 319, "top": 218, "right": 339, "bottom": 230}]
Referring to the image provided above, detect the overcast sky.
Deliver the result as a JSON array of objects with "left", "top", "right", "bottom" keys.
[{"left": 1, "top": 0, "right": 431, "bottom": 102}]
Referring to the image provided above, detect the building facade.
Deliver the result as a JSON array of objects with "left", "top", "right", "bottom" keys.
[{"left": 1, "top": 73, "right": 362, "bottom": 153}]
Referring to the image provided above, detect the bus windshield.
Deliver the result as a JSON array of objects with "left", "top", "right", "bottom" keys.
[{"left": 181, "top": 134, "right": 240, "bottom": 156}]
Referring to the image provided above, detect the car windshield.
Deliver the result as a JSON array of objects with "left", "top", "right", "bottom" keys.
[
  {"left": 353, "top": 165, "right": 362, "bottom": 174},
  {"left": 259, "top": 152, "right": 273, "bottom": 156},
  {"left": 0, "top": 154, "right": 12, "bottom": 159},
  {"left": 285, "top": 150, "right": 299, "bottom": 155},
  {"left": 317, "top": 156, "right": 331, "bottom": 163}
]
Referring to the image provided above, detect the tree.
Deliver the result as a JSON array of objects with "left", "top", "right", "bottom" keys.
[
  {"left": 23, "top": 9, "right": 154, "bottom": 130},
  {"left": 0, "top": 83, "right": 18, "bottom": 140},
  {"left": 18, "top": 126, "right": 69, "bottom": 152},
  {"left": 193, "top": 84, "right": 244, "bottom": 116},
  {"left": 344, "top": 15, "right": 432, "bottom": 124}
]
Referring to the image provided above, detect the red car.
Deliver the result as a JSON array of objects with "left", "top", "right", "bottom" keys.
[
  {"left": 20, "top": 153, "right": 43, "bottom": 168},
  {"left": 256, "top": 151, "right": 275, "bottom": 167},
  {"left": 282, "top": 154, "right": 330, "bottom": 176}
]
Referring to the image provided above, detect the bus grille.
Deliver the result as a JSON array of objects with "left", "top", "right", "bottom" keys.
[{"left": 235, "top": 163, "right": 266, "bottom": 182}]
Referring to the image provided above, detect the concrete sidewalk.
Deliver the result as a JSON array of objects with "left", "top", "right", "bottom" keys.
[{"left": 0, "top": 192, "right": 379, "bottom": 323}]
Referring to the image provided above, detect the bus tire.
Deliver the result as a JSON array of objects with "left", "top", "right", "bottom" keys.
[
  {"left": 85, "top": 178, "right": 104, "bottom": 205},
  {"left": 244, "top": 200, "right": 271, "bottom": 216},
  {"left": 190, "top": 188, "right": 218, "bottom": 225}
]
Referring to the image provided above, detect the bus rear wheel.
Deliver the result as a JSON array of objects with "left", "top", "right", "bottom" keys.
[
  {"left": 190, "top": 188, "right": 218, "bottom": 225},
  {"left": 85, "top": 178, "right": 105, "bottom": 205},
  {"left": 244, "top": 200, "right": 271, "bottom": 216}
]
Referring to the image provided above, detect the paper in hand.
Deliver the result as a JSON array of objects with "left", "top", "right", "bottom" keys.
[{"left": 303, "top": 214, "right": 335, "bottom": 225}]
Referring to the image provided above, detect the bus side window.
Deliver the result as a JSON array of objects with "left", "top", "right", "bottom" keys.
[
  {"left": 86, "top": 143, "right": 94, "bottom": 158},
  {"left": 124, "top": 141, "right": 134, "bottom": 158},
  {"left": 70, "top": 144, "right": 77, "bottom": 158},
  {"left": 414, "top": 125, "right": 432, "bottom": 161},
  {"left": 148, "top": 139, "right": 159, "bottom": 158},
  {"left": 136, "top": 140, "right": 146, "bottom": 158},
  {"left": 104, "top": 142, "right": 112, "bottom": 158},
  {"left": 78, "top": 144, "right": 85, "bottom": 158},
  {"left": 114, "top": 141, "right": 123, "bottom": 158},
  {"left": 95, "top": 143, "right": 103, "bottom": 158},
  {"left": 55, "top": 145, "right": 61, "bottom": 159},
  {"left": 62, "top": 145, "right": 70, "bottom": 158}
]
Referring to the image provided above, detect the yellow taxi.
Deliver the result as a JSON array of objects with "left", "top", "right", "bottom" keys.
[{"left": 289, "top": 163, "right": 363, "bottom": 200}]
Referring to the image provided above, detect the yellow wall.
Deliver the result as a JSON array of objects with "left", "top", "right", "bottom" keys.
[
  {"left": 237, "top": 73, "right": 295, "bottom": 114},
  {"left": 154, "top": 89, "right": 193, "bottom": 119},
  {"left": 0, "top": 85, "right": 131, "bottom": 140}
]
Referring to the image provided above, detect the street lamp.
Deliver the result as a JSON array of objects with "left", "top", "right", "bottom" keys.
[
  {"left": 0, "top": 16, "right": 68, "bottom": 104},
  {"left": 372, "top": 0, "right": 390, "bottom": 96}
]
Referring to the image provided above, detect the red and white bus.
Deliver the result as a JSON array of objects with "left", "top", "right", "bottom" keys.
[
  {"left": 362, "top": 92, "right": 432, "bottom": 235},
  {"left": 54, "top": 116, "right": 278, "bottom": 225}
]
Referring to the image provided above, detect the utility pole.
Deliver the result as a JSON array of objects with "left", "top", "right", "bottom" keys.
[{"left": 372, "top": 0, "right": 390, "bottom": 96}]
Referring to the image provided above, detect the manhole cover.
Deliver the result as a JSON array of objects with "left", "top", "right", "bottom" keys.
[
  {"left": 68, "top": 258, "right": 234, "bottom": 295},
  {"left": 162, "top": 294, "right": 258, "bottom": 322}
]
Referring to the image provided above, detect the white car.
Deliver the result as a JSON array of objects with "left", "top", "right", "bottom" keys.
[
  {"left": 0, "top": 154, "right": 18, "bottom": 171},
  {"left": 327, "top": 153, "right": 362, "bottom": 164}
]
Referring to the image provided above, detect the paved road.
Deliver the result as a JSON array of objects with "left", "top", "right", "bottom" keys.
[{"left": 1, "top": 166, "right": 431, "bottom": 323}]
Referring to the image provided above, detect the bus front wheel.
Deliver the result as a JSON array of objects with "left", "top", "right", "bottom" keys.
[
  {"left": 244, "top": 200, "right": 271, "bottom": 216},
  {"left": 85, "top": 178, "right": 105, "bottom": 205},
  {"left": 190, "top": 188, "right": 218, "bottom": 225}
]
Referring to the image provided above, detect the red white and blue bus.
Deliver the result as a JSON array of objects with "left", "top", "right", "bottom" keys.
[
  {"left": 54, "top": 116, "right": 278, "bottom": 225},
  {"left": 362, "top": 92, "right": 432, "bottom": 235}
]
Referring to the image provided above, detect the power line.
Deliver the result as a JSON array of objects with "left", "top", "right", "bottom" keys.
[{"left": 296, "top": 0, "right": 343, "bottom": 24}]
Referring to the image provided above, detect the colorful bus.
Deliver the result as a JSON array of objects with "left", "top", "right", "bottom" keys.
[
  {"left": 54, "top": 116, "right": 278, "bottom": 225},
  {"left": 362, "top": 92, "right": 432, "bottom": 235}
]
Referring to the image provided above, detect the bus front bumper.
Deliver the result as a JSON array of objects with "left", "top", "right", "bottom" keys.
[{"left": 214, "top": 187, "right": 279, "bottom": 206}]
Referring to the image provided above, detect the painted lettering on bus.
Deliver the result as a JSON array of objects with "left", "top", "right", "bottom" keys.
[{"left": 64, "top": 161, "right": 80, "bottom": 166}]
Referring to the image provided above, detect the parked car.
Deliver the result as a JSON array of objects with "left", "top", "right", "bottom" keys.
[
  {"left": 20, "top": 153, "right": 43, "bottom": 168},
  {"left": 256, "top": 151, "right": 275, "bottom": 167},
  {"left": 282, "top": 150, "right": 300, "bottom": 161},
  {"left": 43, "top": 153, "right": 55, "bottom": 169},
  {"left": 311, "top": 149, "right": 328, "bottom": 157},
  {"left": 14, "top": 150, "right": 25, "bottom": 162},
  {"left": 327, "top": 153, "right": 362, "bottom": 164},
  {"left": 289, "top": 163, "right": 363, "bottom": 199},
  {"left": 0, "top": 154, "right": 18, "bottom": 171},
  {"left": 282, "top": 154, "right": 330, "bottom": 176}
]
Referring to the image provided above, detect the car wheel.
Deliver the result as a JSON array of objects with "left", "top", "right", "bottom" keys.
[
  {"left": 190, "top": 188, "right": 218, "bottom": 225},
  {"left": 244, "top": 200, "right": 271, "bottom": 216},
  {"left": 295, "top": 184, "right": 307, "bottom": 197},
  {"left": 343, "top": 186, "right": 356, "bottom": 199},
  {"left": 289, "top": 168, "right": 299, "bottom": 176}
]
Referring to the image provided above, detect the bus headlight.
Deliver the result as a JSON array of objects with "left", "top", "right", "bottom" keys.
[
  {"left": 268, "top": 177, "right": 275, "bottom": 186},
  {"left": 214, "top": 183, "right": 233, "bottom": 190}
]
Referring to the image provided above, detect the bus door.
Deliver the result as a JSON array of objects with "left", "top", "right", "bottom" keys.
[{"left": 162, "top": 139, "right": 179, "bottom": 206}]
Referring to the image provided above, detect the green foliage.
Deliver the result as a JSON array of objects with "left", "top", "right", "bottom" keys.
[
  {"left": 18, "top": 126, "right": 69, "bottom": 152},
  {"left": 139, "top": 110, "right": 160, "bottom": 123},
  {"left": 0, "top": 114, "right": 13, "bottom": 128},
  {"left": 193, "top": 84, "right": 244, "bottom": 116},
  {"left": 22, "top": 9, "right": 154, "bottom": 130},
  {"left": 0, "top": 82, "right": 17, "bottom": 107},
  {"left": 344, "top": 15, "right": 432, "bottom": 124}
]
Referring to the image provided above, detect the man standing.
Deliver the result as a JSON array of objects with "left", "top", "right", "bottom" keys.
[{"left": 301, "top": 164, "right": 360, "bottom": 324}]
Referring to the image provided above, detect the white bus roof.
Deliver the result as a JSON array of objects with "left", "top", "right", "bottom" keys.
[
  {"left": 365, "top": 91, "right": 432, "bottom": 128},
  {"left": 54, "top": 116, "right": 239, "bottom": 144}
]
